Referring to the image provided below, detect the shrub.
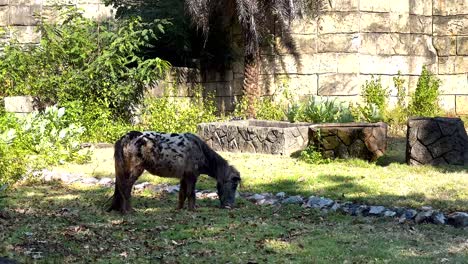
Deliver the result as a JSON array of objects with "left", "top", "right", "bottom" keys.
[
  {"left": 298, "top": 96, "right": 354, "bottom": 123},
  {"left": 352, "top": 76, "right": 388, "bottom": 122},
  {"left": 0, "top": 7, "right": 171, "bottom": 120},
  {"left": 233, "top": 96, "right": 287, "bottom": 121},
  {"left": 139, "top": 87, "right": 217, "bottom": 133},
  {"left": 299, "top": 144, "right": 330, "bottom": 164},
  {"left": 408, "top": 66, "right": 441, "bottom": 117},
  {"left": 385, "top": 72, "right": 408, "bottom": 135}
]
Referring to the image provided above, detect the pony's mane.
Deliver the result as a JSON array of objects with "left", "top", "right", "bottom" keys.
[{"left": 186, "top": 133, "right": 230, "bottom": 179}]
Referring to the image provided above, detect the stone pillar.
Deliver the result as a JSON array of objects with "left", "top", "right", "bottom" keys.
[
  {"left": 4, "top": 95, "right": 37, "bottom": 115},
  {"left": 406, "top": 117, "right": 468, "bottom": 166}
]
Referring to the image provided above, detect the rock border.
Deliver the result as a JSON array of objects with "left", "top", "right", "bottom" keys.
[{"left": 36, "top": 169, "right": 468, "bottom": 229}]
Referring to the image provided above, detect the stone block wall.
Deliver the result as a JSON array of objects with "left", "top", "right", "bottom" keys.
[
  {"left": 247, "top": 0, "right": 467, "bottom": 114},
  {"left": 0, "top": 0, "right": 113, "bottom": 50}
]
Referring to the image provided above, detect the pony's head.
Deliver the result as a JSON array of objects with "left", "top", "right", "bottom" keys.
[{"left": 217, "top": 165, "right": 241, "bottom": 208}]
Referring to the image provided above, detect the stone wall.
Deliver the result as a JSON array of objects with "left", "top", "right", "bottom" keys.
[
  {"left": 0, "top": 0, "right": 113, "bottom": 49},
  {"left": 235, "top": 0, "right": 467, "bottom": 114},
  {"left": 1, "top": 0, "right": 467, "bottom": 114}
]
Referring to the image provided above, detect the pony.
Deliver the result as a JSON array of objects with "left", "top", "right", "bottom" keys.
[{"left": 108, "top": 131, "right": 241, "bottom": 214}]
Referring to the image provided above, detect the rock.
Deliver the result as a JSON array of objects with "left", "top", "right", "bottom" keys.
[
  {"left": 134, "top": 182, "right": 151, "bottom": 190},
  {"left": 415, "top": 210, "right": 433, "bottom": 224},
  {"left": 305, "top": 196, "right": 334, "bottom": 209},
  {"left": 356, "top": 205, "right": 370, "bottom": 216},
  {"left": 80, "top": 177, "right": 99, "bottom": 185},
  {"left": 247, "top": 194, "right": 265, "bottom": 202},
  {"left": 447, "top": 212, "right": 468, "bottom": 228},
  {"left": 275, "top": 192, "right": 286, "bottom": 199},
  {"left": 281, "top": 195, "right": 303, "bottom": 204},
  {"left": 330, "top": 202, "right": 341, "bottom": 212},
  {"left": 399, "top": 209, "right": 418, "bottom": 223},
  {"left": 368, "top": 206, "right": 386, "bottom": 216},
  {"left": 98, "top": 177, "right": 113, "bottom": 186},
  {"left": 432, "top": 212, "right": 447, "bottom": 225},
  {"left": 383, "top": 210, "right": 397, "bottom": 217},
  {"left": 164, "top": 185, "right": 180, "bottom": 194},
  {"left": 257, "top": 199, "right": 278, "bottom": 206}
]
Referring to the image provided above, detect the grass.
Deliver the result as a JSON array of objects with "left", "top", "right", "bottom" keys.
[
  {"left": 54, "top": 137, "right": 468, "bottom": 212},
  {"left": 1, "top": 136, "right": 467, "bottom": 263},
  {"left": 0, "top": 182, "right": 467, "bottom": 263}
]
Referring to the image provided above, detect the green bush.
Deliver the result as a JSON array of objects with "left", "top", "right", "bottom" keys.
[
  {"left": 385, "top": 73, "right": 408, "bottom": 135},
  {"left": 0, "top": 7, "right": 170, "bottom": 120},
  {"left": 352, "top": 76, "right": 388, "bottom": 122},
  {"left": 299, "top": 145, "right": 330, "bottom": 164},
  {"left": 295, "top": 96, "right": 354, "bottom": 123},
  {"left": 233, "top": 96, "right": 287, "bottom": 121},
  {"left": 409, "top": 66, "right": 441, "bottom": 117},
  {"left": 139, "top": 87, "right": 217, "bottom": 133}
]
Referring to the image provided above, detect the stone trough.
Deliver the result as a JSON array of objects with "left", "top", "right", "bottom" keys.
[{"left": 197, "top": 120, "right": 388, "bottom": 161}]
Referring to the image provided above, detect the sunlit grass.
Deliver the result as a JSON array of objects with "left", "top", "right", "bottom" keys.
[{"left": 55, "top": 138, "right": 468, "bottom": 212}]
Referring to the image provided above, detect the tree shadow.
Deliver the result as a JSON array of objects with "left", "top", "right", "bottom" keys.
[{"left": 1, "top": 180, "right": 467, "bottom": 263}]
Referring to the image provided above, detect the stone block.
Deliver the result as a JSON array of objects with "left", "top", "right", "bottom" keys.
[
  {"left": 439, "top": 95, "right": 456, "bottom": 113},
  {"left": 438, "top": 74, "right": 468, "bottom": 95},
  {"left": 289, "top": 17, "right": 317, "bottom": 34},
  {"left": 275, "top": 74, "right": 318, "bottom": 96},
  {"left": 0, "top": 0, "right": 8, "bottom": 5},
  {"left": 359, "top": 0, "right": 390, "bottom": 12},
  {"left": 0, "top": 7, "right": 8, "bottom": 26},
  {"left": 438, "top": 56, "right": 468, "bottom": 74},
  {"left": 9, "top": 5, "right": 38, "bottom": 26},
  {"left": 325, "top": 0, "right": 359, "bottom": 11},
  {"left": 276, "top": 34, "right": 316, "bottom": 55},
  {"left": 359, "top": 55, "right": 406, "bottom": 75},
  {"left": 407, "top": 56, "right": 438, "bottom": 75},
  {"left": 315, "top": 53, "right": 338, "bottom": 73},
  {"left": 409, "top": 0, "right": 432, "bottom": 16},
  {"left": 433, "top": 15, "right": 468, "bottom": 36},
  {"left": 456, "top": 95, "right": 468, "bottom": 115},
  {"left": 4, "top": 96, "right": 36, "bottom": 113},
  {"left": 77, "top": 4, "right": 114, "bottom": 21},
  {"left": 360, "top": 12, "right": 391, "bottom": 33},
  {"left": 317, "top": 33, "right": 359, "bottom": 53},
  {"left": 318, "top": 12, "right": 359, "bottom": 34},
  {"left": 390, "top": 0, "right": 410, "bottom": 13},
  {"left": 457, "top": 36, "right": 468, "bottom": 55},
  {"left": 433, "top": 36, "right": 457, "bottom": 56},
  {"left": 408, "top": 14, "right": 432, "bottom": 34},
  {"left": 318, "top": 73, "right": 360, "bottom": 96},
  {"left": 216, "top": 96, "right": 236, "bottom": 113},
  {"left": 10, "top": 25, "right": 40, "bottom": 43},
  {"left": 433, "top": 0, "right": 468, "bottom": 16},
  {"left": 337, "top": 53, "right": 359, "bottom": 73}
]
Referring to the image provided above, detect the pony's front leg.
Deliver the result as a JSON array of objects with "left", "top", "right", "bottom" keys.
[
  {"left": 177, "top": 179, "right": 187, "bottom": 210},
  {"left": 185, "top": 174, "right": 197, "bottom": 211}
]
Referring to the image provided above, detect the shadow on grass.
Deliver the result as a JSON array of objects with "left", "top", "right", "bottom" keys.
[
  {"left": 250, "top": 174, "right": 467, "bottom": 213},
  {"left": 1, "top": 181, "right": 467, "bottom": 263}
]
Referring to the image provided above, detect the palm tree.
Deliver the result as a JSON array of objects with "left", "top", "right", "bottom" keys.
[{"left": 185, "top": 0, "right": 323, "bottom": 118}]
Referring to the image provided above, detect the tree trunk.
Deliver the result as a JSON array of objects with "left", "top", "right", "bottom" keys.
[{"left": 243, "top": 52, "right": 260, "bottom": 119}]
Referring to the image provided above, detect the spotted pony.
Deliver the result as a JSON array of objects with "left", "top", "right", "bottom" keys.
[{"left": 108, "top": 131, "right": 241, "bottom": 214}]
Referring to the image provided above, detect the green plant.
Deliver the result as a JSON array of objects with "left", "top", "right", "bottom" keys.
[
  {"left": 385, "top": 72, "right": 409, "bottom": 135},
  {"left": 299, "top": 96, "right": 354, "bottom": 123},
  {"left": 139, "top": 86, "right": 217, "bottom": 133},
  {"left": 233, "top": 96, "right": 287, "bottom": 121},
  {"left": 299, "top": 144, "right": 330, "bottom": 164},
  {"left": 408, "top": 66, "right": 441, "bottom": 117},
  {"left": 286, "top": 103, "right": 302, "bottom": 123},
  {"left": 0, "top": 7, "right": 171, "bottom": 120},
  {"left": 353, "top": 76, "right": 389, "bottom": 122}
]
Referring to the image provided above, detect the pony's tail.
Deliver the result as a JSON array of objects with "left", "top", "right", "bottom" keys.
[{"left": 107, "top": 136, "right": 130, "bottom": 214}]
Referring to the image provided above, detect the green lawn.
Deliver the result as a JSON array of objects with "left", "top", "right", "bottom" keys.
[
  {"left": 0, "top": 183, "right": 467, "bottom": 263},
  {"left": 1, "top": 137, "right": 467, "bottom": 263},
  {"left": 55, "top": 137, "right": 468, "bottom": 212}
]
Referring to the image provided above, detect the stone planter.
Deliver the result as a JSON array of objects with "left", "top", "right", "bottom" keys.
[
  {"left": 197, "top": 120, "right": 310, "bottom": 155},
  {"left": 197, "top": 120, "right": 389, "bottom": 161},
  {"left": 406, "top": 117, "right": 468, "bottom": 166},
  {"left": 309, "top": 122, "right": 388, "bottom": 161}
]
